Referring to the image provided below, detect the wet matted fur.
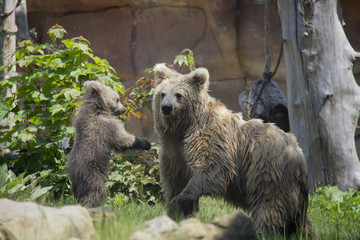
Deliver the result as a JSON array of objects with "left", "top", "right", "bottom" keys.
[{"left": 152, "top": 64, "right": 314, "bottom": 237}]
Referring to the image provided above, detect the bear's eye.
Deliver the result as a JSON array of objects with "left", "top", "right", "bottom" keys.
[
  {"left": 175, "top": 93, "right": 182, "bottom": 100},
  {"left": 161, "top": 93, "right": 165, "bottom": 99}
]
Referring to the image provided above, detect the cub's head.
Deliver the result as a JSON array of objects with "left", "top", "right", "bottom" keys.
[
  {"left": 83, "top": 80, "right": 126, "bottom": 116},
  {"left": 152, "top": 63, "right": 210, "bottom": 120}
]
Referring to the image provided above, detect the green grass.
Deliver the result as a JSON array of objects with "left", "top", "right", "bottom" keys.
[
  {"left": 93, "top": 197, "right": 237, "bottom": 240},
  {"left": 92, "top": 192, "right": 360, "bottom": 240},
  {"left": 93, "top": 202, "right": 166, "bottom": 240}
]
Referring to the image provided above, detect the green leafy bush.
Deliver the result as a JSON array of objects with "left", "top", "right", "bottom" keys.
[
  {"left": 1, "top": 23, "right": 195, "bottom": 204},
  {"left": 0, "top": 25, "right": 125, "bottom": 199},
  {"left": 309, "top": 186, "right": 360, "bottom": 238},
  {"left": 0, "top": 163, "right": 53, "bottom": 201},
  {"left": 310, "top": 186, "right": 360, "bottom": 221},
  {"left": 106, "top": 144, "right": 161, "bottom": 206}
]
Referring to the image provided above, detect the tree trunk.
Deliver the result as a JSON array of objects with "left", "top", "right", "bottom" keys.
[
  {"left": 1, "top": 0, "right": 18, "bottom": 155},
  {"left": 277, "top": 0, "right": 360, "bottom": 191}
]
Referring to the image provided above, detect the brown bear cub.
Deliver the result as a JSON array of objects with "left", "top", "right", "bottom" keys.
[
  {"left": 152, "top": 64, "right": 314, "bottom": 237},
  {"left": 67, "top": 80, "right": 151, "bottom": 207}
]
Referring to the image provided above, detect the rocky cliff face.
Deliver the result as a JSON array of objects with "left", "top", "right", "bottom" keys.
[{"left": 26, "top": 0, "right": 360, "bottom": 140}]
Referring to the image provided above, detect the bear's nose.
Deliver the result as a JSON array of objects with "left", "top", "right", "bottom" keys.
[
  {"left": 161, "top": 104, "right": 173, "bottom": 115},
  {"left": 113, "top": 108, "right": 126, "bottom": 116},
  {"left": 119, "top": 109, "right": 126, "bottom": 115}
]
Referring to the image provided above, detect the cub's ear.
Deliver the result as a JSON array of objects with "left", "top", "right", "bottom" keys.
[
  {"left": 153, "top": 63, "right": 178, "bottom": 85},
  {"left": 84, "top": 80, "right": 103, "bottom": 97},
  {"left": 188, "top": 67, "right": 210, "bottom": 91}
]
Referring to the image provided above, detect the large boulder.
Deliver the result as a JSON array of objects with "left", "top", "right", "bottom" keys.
[{"left": 0, "top": 199, "right": 96, "bottom": 240}]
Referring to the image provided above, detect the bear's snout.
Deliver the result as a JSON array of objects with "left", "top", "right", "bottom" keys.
[
  {"left": 161, "top": 104, "right": 173, "bottom": 116},
  {"left": 116, "top": 109, "right": 126, "bottom": 116},
  {"left": 112, "top": 107, "right": 126, "bottom": 116}
]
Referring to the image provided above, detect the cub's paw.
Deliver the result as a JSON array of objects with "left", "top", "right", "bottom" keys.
[{"left": 134, "top": 137, "right": 151, "bottom": 150}]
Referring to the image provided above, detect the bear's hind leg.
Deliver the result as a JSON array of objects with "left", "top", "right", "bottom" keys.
[
  {"left": 74, "top": 173, "right": 107, "bottom": 208},
  {"left": 251, "top": 203, "right": 286, "bottom": 236}
]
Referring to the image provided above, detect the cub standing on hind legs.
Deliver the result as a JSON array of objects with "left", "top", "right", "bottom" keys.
[
  {"left": 67, "top": 80, "right": 151, "bottom": 207},
  {"left": 152, "top": 63, "right": 315, "bottom": 238}
]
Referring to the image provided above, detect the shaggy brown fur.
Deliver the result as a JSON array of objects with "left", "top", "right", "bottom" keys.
[
  {"left": 67, "top": 81, "right": 151, "bottom": 207},
  {"left": 152, "top": 64, "right": 314, "bottom": 237}
]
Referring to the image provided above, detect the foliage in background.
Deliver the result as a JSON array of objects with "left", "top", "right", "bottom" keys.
[
  {"left": 122, "top": 76, "right": 155, "bottom": 120},
  {"left": 0, "top": 163, "right": 53, "bottom": 201},
  {"left": 174, "top": 48, "right": 195, "bottom": 71},
  {"left": 309, "top": 185, "right": 360, "bottom": 239},
  {"left": 0, "top": 22, "right": 195, "bottom": 204},
  {"left": 106, "top": 144, "right": 161, "bottom": 206},
  {"left": 0, "top": 24, "right": 154, "bottom": 201}
]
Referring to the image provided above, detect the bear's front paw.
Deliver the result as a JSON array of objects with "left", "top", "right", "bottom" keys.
[
  {"left": 168, "top": 194, "right": 198, "bottom": 219},
  {"left": 134, "top": 137, "right": 151, "bottom": 150}
]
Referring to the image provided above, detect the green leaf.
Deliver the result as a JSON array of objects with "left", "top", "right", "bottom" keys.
[
  {"left": 18, "top": 131, "right": 35, "bottom": 142},
  {"left": 39, "top": 93, "right": 48, "bottom": 101},
  {"left": 18, "top": 40, "right": 33, "bottom": 48},
  {"left": 102, "top": 59, "right": 110, "bottom": 67},
  {"left": 47, "top": 24, "right": 68, "bottom": 42},
  {"left": 7, "top": 182, "right": 23, "bottom": 194},
  {"left": 30, "top": 186, "right": 53, "bottom": 200},
  {"left": 48, "top": 104, "right": 66, "bottom": 116},
  {"left": 72, "top": 42, "right": 89, "bottom": 51},
  {"left": 174, "top": 49, "right": 195, "bottom": 71},
  {"left": 0, "top": 164, "right": 8, "bottom": 188},
  {"left": 0, "top": 102, "right": 9, "bottom": 120},
  {"left": 31, "top": 91, "right": 40, "bottom": 98},
  {"left": 39, "top": 170, "right": 52, "bottom": 177},
  {"left": 6, "top": 179, "right": 22, "bottom": 190},
  {"left": 18, "top": 58, "right": 30, "bottom": 68},
  {"left": 63, "top": 88, "right": 81, "bottom": 101},
  {"left": 174, "top": 55, "right": 188, "bottom": 67},
  {"left": 144, "top": 68, "right": 154, "bottom": 73},
  {"left": 66, "top": 126, "right": 75, "bottom": 135},
  {"left": 186, "top": 54, "right": 195, "bottom": 71}
]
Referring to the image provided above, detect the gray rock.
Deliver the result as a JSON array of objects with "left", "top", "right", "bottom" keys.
[
  {"left": 142, "top": 215, "right": 177, "bottom": 234},
  {"left": 0, "top": 199, "right": 95, "bottom": 240},
  {"left": 130, "top": 211, "right": 257, "bottom": 240},
  {"left": 130, "top": 215, "right": 178, "bottom": 240}
]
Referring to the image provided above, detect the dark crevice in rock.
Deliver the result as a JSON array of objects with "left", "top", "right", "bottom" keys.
[
  {"left": 55, "top": 5, "right": 130, "bottom": 17},
  {"left": 130, "top": 7, "right": 137, "bottom": 75},
  {"left": 189, "top": 7, "right": 207, "bottom": 51}
]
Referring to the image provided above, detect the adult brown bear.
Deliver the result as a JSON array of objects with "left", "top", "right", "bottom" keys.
[{"left": 152, "top": 64, "right": 314, "bottom": 237}]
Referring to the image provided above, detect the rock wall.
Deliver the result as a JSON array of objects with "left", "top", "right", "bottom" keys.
[{"left": 26, "top": 0, "right": 360, "bottom": 141}]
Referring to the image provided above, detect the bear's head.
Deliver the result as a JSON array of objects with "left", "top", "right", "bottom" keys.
[
  {"left": 83, "top": 80, "right": 126, "bottom": 116},
  {"left": 152, "top": 64, "right": 210, "bottom": 133}
]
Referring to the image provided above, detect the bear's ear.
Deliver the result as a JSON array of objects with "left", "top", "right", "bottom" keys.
[
  {"left": 188, "top": 68, "right": 210, "bottom": 91},
  {"left": 153, "top": 63, "right": 178, "bottom": 85},
  {"left": 84, "top": 80, "right": 103, "bottom": 98}
]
